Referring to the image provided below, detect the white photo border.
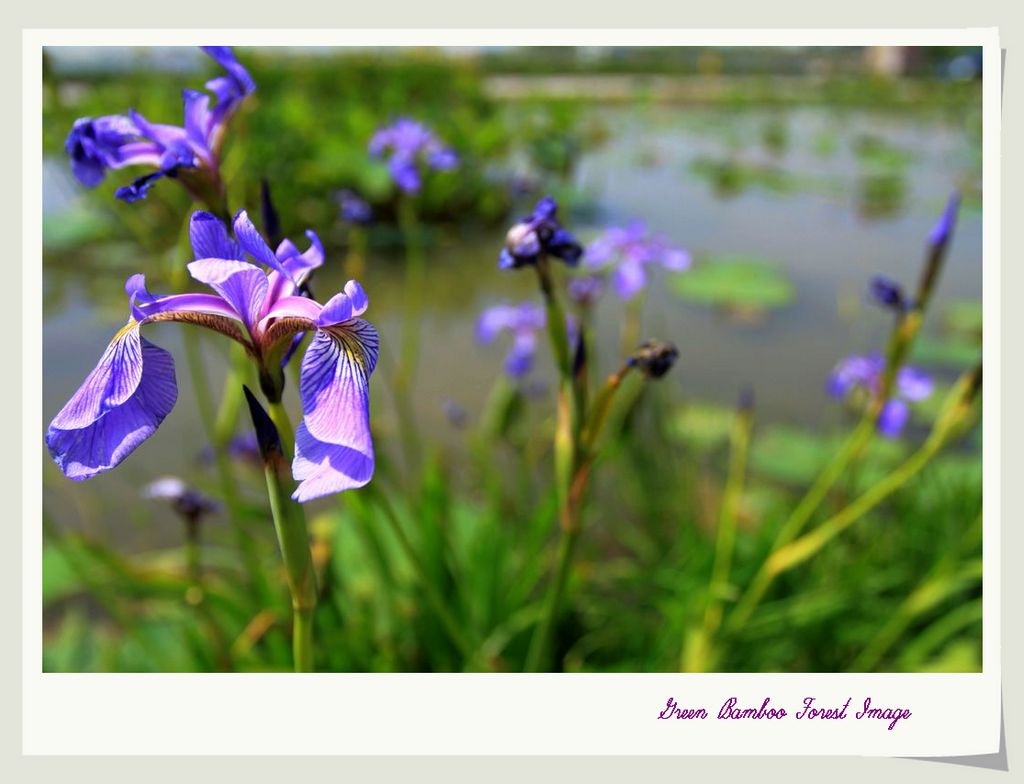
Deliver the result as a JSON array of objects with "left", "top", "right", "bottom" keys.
[{"left": 23, "top": 27, "right": 1001, "bottom": 757}]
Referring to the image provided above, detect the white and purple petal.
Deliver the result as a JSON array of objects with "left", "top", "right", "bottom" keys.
[
  {"left": 46, "top": 324, "right": 177, "bottom": 480},
  {"left": 293, "top": 319, "right": 379, "bottom": 501},
  {"left": 188, "top": 258, "right": 268, "bottom": 330}
]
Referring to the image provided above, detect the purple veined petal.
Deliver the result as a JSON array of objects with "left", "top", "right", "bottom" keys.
[
  {"left": 107, "top": 141, "right": 164, "bottom": 170},
  {"left": 200, "top": 46, "right": 257, "bottom": 98},
  {"left": 125, "top": 272, "right": 241, "bottom": 322},
  {"left": 611, "top": 257, "right": 648, "bottom": 299},
  {"left": 260, "top": 295, "right": 323, "bottom": 324},
  {"left": 233, "top": 210, "right": 294, "bottom": 282},
  {"left": 187, "top": 258, "right": 269, "bottom": 330},
  {"left": 896, "top": 366, "right": 934, "bottom": 402},
  {"left": 877, "top": 398, "right": 909, "bottom": 438},
  {"left": 293, "top": 320, "right": 379, "bottom": 501},
  {"left": 278, "top": 230, "right": 325, "bottom": 281},
  {"left": 158, "top": 139, "right": 199, "bottom": 172},
  {"left": 182, "top": 89, "right": 214, "bottom": 155},
  {"left": 46, "top": 326, "right": 178, "bottom": 480},
  {"left": 316, "top": 281, "right": 368, "bottom": 327},
  {"left": 190, "top": 211, "right": 244, "bottom": 261},
  {"left": 291, "top": 421, "right": 374, "bottom": 502},
  {"left": 128, "top": 109, "right": 188, "bottom": 149}
]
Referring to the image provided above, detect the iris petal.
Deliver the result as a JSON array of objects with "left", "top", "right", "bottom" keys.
[
  {"left": 190, "top": 211, "right": 245, "bottom": 261},
  {"left": 188, "top": 258, "right": 268, "bottom": 330},
  {"left": 46, "top": 325, "right": 177, "bottom": 480},
  {"left": 293, "top": 320, "right": 378, "bottom": 501}
]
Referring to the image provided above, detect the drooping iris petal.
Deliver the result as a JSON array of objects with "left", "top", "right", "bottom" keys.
[
  {"left": 46, "top": 324, "right": 178, "bottom": 480},
  {"left": 188, "top": 258, "right": 268, "bottom": 330},
  {"left": 877, "top": 398, "right": 910, "bottom": 438},
  {"left": 292, "top": 421, "right": 375, "bottom": 502},
  {"left": 294, "top": 320, "right": 379, "bottom": 501},
  {"left": 126, "top": 273, "right": 242, "bottom": 322},
  {"left": 190, "top": 210, "right": 245, "bottom": 261}
]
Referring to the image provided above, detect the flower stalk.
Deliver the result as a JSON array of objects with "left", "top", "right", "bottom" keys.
[
  {"left": 731, "top": 363, "right": 979, "bottom": 637},
  {"left": 244, "top": 386, "right": 318, "bottom": 672},
  {"left": 684, "top": 390, "right": 754, "bottom": 672}
]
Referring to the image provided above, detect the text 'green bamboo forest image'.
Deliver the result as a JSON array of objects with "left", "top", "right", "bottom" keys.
[{"left": 42, "top": 45, "right": 982, "bottom": 673}]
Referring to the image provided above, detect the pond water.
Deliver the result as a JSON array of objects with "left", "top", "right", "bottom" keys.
[{"left": 41, "top": 103, "right": 982, "bottom": 549}]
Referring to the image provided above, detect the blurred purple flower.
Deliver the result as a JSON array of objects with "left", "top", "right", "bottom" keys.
[
  {"left": 499, "top": 196, "right": 583, "bottom": 270},
  {"left": 476, "top": 301, "right": 546, "bottom": 378},
  {"left": 566, "top": 274, "right": 605, "bottom": 306},
  {"left": 928, "top": 191, "right": 961, "bottom": 249},
  {"left": 46, "top": 210, "right": 378, "bottom": 503},
  {"left": 827, "top": 352, "right": 934, "bottom": 438},
  {"left": 368, "top": 118, "right": 457, "bottom": 194},
  {"left": 584, "top": 220, "right": 690, "bottom": 299},
  {"left": 143, "top": 476, "right": 220, "bottom": 523},
  {"left": 442, "top": 399, "right": 468, "bottom": 429},
  {"left": 336, "top": 189, "right": 373, "bottom": 225},
  {"left": 65, "top": 46, "right": 255, "bottom": 203}
]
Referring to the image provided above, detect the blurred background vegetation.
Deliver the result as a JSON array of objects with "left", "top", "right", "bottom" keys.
[{"left": 42, "top": 45, "right": 982, "bottom": 673}]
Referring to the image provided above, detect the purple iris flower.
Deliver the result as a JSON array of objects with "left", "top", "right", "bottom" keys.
[
  {"left": 368, "top": 118, "right": 457, "bottom": 194},
  {"left": 826, "top": 352, "right": 934, "bottom": 438},
  {"left": 337, "top": 189, "right": 373, "bottom": 225},
  {"left": 584, "top": 220, "right": 691, "bottom": 300},
  {"left": 499, "top": 196, "right": 583, "bottom": 270},
  {"left": 46, "top": 210, "right": 378, "bottom": 503},
  {"left": 476, "top": 301, "right": 547, "bottom": 378},
  {"left": 65, "top": 46, "right": 255, "bottom": 203}
]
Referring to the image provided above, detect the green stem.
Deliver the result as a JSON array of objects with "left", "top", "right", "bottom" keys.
[
  {"left": 525, "top": 526, "right": 579, "bottom": 672},
  {"left": 259, "top": 403, "right": 317, "bottom": 673}
]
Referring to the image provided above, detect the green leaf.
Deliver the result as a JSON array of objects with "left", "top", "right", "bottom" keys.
[{"left": 669, "top": 255, "right": 796, "bottom": 313}]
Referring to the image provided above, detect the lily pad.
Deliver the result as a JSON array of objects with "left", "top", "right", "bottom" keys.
[
  {"left": 668, "top": 401, "right": 736, "bottom": 452},
  {"left": 909, "top": 335, "right": 980, "bottom": 368},
  {"left": 750, "top": 424, "right": 907, "bottom": 487},
  {"left": 669, "top": 255, "right": 796, "bottom": 313}
]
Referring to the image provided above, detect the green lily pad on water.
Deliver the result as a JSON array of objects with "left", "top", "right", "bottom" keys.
[
  {"left": 750, "top": 424, "right": 907, "bottom": 487},
  {"left": 668, "top": 401, "right": 737, "bottom": 452},
  {"left": 909, "top": 335, "right": 980, "bottom": 368},
  {"left": 669, "top": 255, "right": 796, "bottom": 315}
]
